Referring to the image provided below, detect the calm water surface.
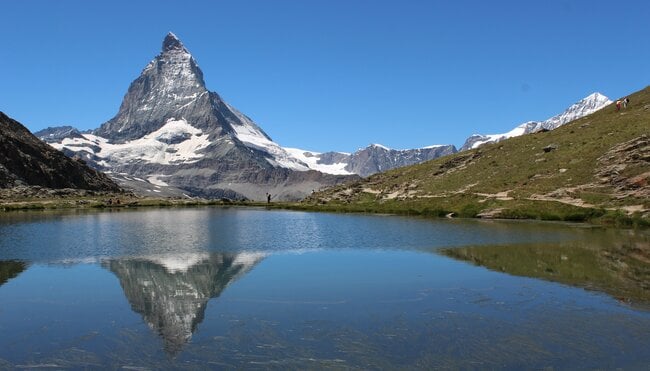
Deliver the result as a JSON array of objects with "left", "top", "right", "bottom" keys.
[{"left": 0, "top": 207, "right": 648, "bottom": 369}]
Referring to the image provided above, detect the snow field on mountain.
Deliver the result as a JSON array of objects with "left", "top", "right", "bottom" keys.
[
  {"left": 470, "top": 125, "right": 528, "bottom": 149},
  {"left": 284, "top": 148, "right": 353, "bottom": 175},
  {"left": 147, "top": 175, "right": 170, "bottom": 186},
  {"left": 53, "top": 118, "right": 211, "bottom": 165},
  {"left": 463, "top": 92, "right": 613, "bottom": 150},
  {"left": 225, "top": 103, "right": 314, "bottom": 171}
]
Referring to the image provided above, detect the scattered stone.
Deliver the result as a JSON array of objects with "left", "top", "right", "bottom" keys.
[
  {"left": 596, "top": 135, "right": 649, "bottom": 199},
  {"left": 543, "top": 144, "right": 559, "bottom": 153},
  {"left": 476, "top": 208, "right": 504, "bottom": 219}
]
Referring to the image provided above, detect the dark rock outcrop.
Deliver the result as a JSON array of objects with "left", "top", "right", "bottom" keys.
[{"left": 0, "top": 112, "right": 120, "bottom": 191}]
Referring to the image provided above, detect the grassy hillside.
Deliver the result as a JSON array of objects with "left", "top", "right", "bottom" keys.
[{"left": 301, "top": 86, "right": 650, "bottom": 226}]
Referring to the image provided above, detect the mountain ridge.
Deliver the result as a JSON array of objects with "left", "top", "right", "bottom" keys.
[
  {"left": 460, "top": 92, "right": 612, "bottom": 151},
  {"left": 286, "top": 143, "right": 457, "bottom": 177}
]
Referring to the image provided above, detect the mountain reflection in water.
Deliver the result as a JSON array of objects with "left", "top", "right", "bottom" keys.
[{"left": 103, "top": 252, "right": 265, "bottom": 355}]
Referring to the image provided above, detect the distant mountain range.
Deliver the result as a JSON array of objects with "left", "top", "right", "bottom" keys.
[
  {"left": 292, "top": 92, "right": 610, "bottom": 176},
  {"left": 285, "top": 143, "right": 457, "bottom": 177}
]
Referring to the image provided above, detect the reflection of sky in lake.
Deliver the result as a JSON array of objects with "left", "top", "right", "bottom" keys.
[{"left": 0, "top": 207, "right": 602, "bottom": 264}]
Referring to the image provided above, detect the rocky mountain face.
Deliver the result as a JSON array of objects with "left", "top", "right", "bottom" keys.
[
  {"left": 37, "top": 126, "right": 85, "bottom": 143},
  {"left": 343, "top": 144, "right": 457, "bottom": 177},
  {"left": 0, "top": 112, "right": 120, "bottom": 191},
  {"left": 460, "top": 93, "right": 612, "bottom": 151},
  {"left": 37, "top": 33, "right": 354, "bottom": 201},
  {"left": 287, "top": 144, "right": 457, "bottom": 177},
  {"left": 95, "top": 33, "right": 226, "bottom": 142},
  {"left": 104, "top": 252, "right": 264, "bottom": 355}
]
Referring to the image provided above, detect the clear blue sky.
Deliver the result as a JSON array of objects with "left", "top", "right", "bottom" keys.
[{"left": 1, "top": 0, "right": 648, "bottom": 152}]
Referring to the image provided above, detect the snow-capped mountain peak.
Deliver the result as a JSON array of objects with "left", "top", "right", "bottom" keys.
[
  {"left": 460, "top": 92, "right": 612, "bottom": 151},
  {"left": 539, "top": 92, "right": 611, "bottom": 131},
  {"left": 369, "top": 143, "right": 390, "bottom": 150},
  {"left": 95, "top": 32, "right": 209, "bottom": 141},
  {"left": 39, "top": 32, "right": 354, "bottom": 201}
]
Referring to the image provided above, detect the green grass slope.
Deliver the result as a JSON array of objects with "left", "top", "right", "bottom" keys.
[{"left": 302, "top": 86, "right": 650, "bottom": 226}]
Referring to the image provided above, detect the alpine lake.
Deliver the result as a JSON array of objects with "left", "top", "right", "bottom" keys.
[{"left": 0, "top": 207, "right": 648, "bottom": 369}]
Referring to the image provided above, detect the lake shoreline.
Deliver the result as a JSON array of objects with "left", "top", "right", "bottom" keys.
[{"left": 1, "top": 188, "right": 648, "bottom": 230}]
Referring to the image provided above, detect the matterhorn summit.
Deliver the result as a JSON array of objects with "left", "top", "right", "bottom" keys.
[
  {"left": 96, "top": 32, "right": 235, "bottom": 142},
  {"left": 162, "top": 31, "right": 185, "bottom": 51},
  {"left": 40, "top": 33, "right": 353, "bottom": 200}
]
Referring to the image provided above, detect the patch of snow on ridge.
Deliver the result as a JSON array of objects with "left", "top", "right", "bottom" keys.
[
  {"left": 145, "top": 252, "right": 265, "bottom": 274},
  {"left": 284, "top": 148, "right": 353, "bottom": 175},
  {"left": 470, "top": 124, "right": 528, "bottom": 149},
  {"left": 232, "top": 252, "right": 268, "bottom": 266},
  {"left": 147, "top": 175, "right": 169, "bottom": 186},
  {"left": 53, "top": 118, "right": 211, "bottom": 165},
  {"left": 97, "top": 118, "right": 210, "bottom": 164},
  {"left": 369, "top": 143, "right": 390, "bottom": 150},
  {"left": 146, "top": 252, "right": 211, "bottom": 273},
  {"left": 224, "top": 103, "right": 311, "bottom": 171},
  {"left": 462, "top": 92, "right": 612, "bottom": 151}
]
